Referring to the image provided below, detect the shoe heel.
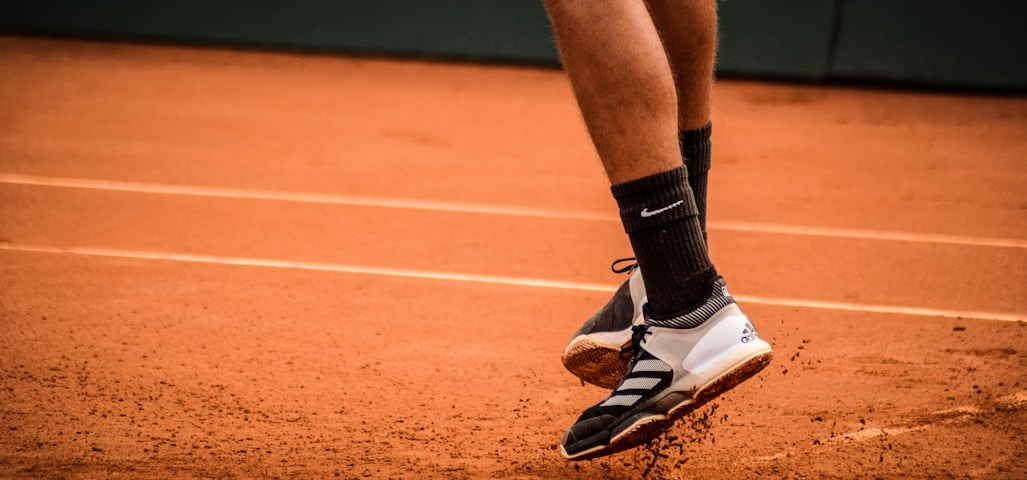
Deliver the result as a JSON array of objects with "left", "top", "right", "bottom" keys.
[{"left": 689, "top": 350, "right": 773, "bottom": 409}]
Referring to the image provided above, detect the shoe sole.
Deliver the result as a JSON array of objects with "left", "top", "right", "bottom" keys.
[
  {"left": 561, "top": 330, "right": 632, "bottom": 390},
  {"left": 560, "top": 348, "right": 773, "bottom": 461}
]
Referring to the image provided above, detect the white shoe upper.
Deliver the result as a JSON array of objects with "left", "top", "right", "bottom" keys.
[
  {"left": 641, "top": 303, "right": 772, "bottom": 395},
  {"left": 627, "top": 268, "right": 647, "bottom": 326}
]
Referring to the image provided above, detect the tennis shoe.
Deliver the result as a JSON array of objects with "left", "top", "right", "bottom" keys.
[
  {"left": 560, "top": 275, "right": 772, "bottom": 460},
  {"left": 561, "top": 259, "right": 646, "bottom": 389}
]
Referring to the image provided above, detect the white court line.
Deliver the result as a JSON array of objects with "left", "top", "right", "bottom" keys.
[
  {"left": 751, "top": 426, "right": 931, "bottom": 462},
  {"left": 2, "top": 243, "right": 1024, "bottom": 323},
  {"left": 0, "top": 243, "right": 615, "bottom": 292},
  {"left": 751, "top": 424, "right": 933, "bottom": 462},
  {"left": 0, "top": 173, "right": 610, "bottom": 221},
  {"left": 711, "top": 221, "right": 1027, "bottom": 250},
  {"left": 751, "top": 392, "right": 1026, "bottom": 463},
  {"left": 2, "top": 173, "right": 1026, "bottom": 249},
  {"left": 731, "top": 295, "right": 1027, "bottom": 323}
]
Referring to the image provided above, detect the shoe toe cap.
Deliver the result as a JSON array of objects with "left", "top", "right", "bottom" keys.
[{"left": 562, "top": 414, "right": 616, "bottom": 452}]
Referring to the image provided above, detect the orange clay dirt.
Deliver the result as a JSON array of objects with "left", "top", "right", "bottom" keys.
[{"left": 1, "top": 35, "right": 1026, "bottom": 479}]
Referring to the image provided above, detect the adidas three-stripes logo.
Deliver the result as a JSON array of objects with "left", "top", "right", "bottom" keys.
[
  {"left": 599, "top": 356, "right": 672, "bottom": 408},
  {"left": 741, "top": 321, "right": 759, "bottom": 344}
]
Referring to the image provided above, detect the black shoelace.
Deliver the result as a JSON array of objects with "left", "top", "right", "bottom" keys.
[
  {"left": 611, "top": 257, "right": 638, "bottom": 275},
  {"left": 619, "top": 324, "right": 650, "bottom": 363},
  {"left": 612, "top": 256, "right": 643, "bottom": 363}
]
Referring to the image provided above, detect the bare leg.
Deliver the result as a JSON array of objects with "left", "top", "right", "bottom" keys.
[
  {"left": 644, "top": 0, "right": 718, "bottom": 131},
  {"left": 542, "top": 0, "right": 680, "bottom": 184}
]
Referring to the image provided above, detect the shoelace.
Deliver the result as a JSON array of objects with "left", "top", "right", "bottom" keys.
[
  {"left": 611, "top": 257, "right": 638, "bottom": 275},
  {"left": 619, "top": 323, "right": 650, "bottom": 362},
  {"left": 613, "top": 256, "right": 643, "bottom": 362}
]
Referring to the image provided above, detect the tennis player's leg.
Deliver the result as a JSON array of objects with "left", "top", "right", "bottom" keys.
[
  {"left": 560, "top": 0, "right": 720, "bottom": 389},
  {"left": 543, "top": 0, "right": 773, "bottom": 460}
]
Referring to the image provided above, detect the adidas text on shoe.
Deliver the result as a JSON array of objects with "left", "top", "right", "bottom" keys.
[{"left": 560, "top": 276, "right": 772, "bottom": 461}]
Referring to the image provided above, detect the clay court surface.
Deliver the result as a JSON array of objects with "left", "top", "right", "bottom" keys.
[{"left": 1, "top": 35, "right": 1025, "bottom": 478}]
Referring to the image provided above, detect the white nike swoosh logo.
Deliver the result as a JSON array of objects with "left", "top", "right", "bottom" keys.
[{"left": 640, "top": 200, "right": 684, "bottom": 218}]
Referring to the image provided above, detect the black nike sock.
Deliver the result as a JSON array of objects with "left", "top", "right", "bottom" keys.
[
  {"left": 680, "top": 122, "right": 712, "bottom": 243},
  {"left": 611, "top": 166, "right": 717, "bottom": 317}
]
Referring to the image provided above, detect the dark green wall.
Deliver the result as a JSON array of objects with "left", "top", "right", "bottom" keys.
[
  {"left": 1, "top": 0, "right": 1024, "bottom": 90},
  {"left": 832, "top": 0, "right": 1027, "bottom": 90},
  {"left": 0, "top": 0, "right": 558, "bottom": 63},
  {"left": 716, "top": 0, "right": 840, "bottom": 80}
]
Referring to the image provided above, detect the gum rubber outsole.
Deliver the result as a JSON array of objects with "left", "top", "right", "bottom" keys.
[
  {"left": 561, "top": 335, "right": 630, "bottom": 390},
  {"left": 561, "top": 351, "right": 773, "bottom": 461}
]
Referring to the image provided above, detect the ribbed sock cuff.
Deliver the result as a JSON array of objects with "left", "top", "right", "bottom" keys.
[
  {"left": 679, "top": 122, "right": 712, "bottom": 176},
  {"left": 611, "top": 166, "right": 714, "bottom": 315},
  {"left": 610, "top": 166, "right": 698, "bottom": 234},
  {"left": 680, "top": 122, "right": 712, "bottom": 241}
]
